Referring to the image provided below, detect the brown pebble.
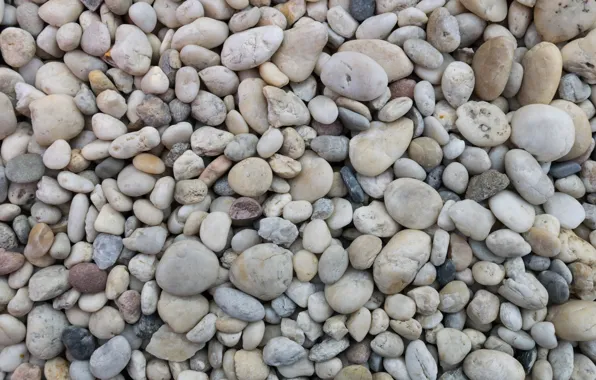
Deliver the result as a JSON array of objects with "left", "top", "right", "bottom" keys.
[
  {"left": 12, "top": 363, "right": 42, "bottom": 380},
  {"left": 448, "top": 233, "right": 473, "bottom": 271},
  {"left": 69, "top": 263, "right": 108, "bottom": 293},
  {"left": 24, "top": 223, "right": 54, "bottom": 259},
  {"left": 229, "top": 197, "right": 263, "bottom": 225},
  {"left": 0, "top": 248, "right": 25, "bottom": 275},
  {"left": 117, "top": 290, "right": 141, "bottom": 324},
  {"left": 389, "top": 79, "right": 416, "bottom": 99},
  {"left": 312, "top": 120, "right": 344, "bottom": 136}
]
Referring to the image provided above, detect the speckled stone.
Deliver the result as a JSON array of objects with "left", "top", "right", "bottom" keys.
[
  {"left": 214, "top": 177, "right": 236, "bottom": 196},
  {"left": 133, "top": 314, "right": 164, "bottom": 340},
  {"left": 340, "top": 166, "right": 365, "bottom": 203},
  {"left": 5, "top": 154, "right": 44, "bottom": 184},
  {"left": 436, "top": 259, "right": 456, "bottom": 287},
  {"left": 549, "top": 162, "right": 581, "bottom": 179},
  {"left": 350, "top": 0, "right": 375, "bottom": 22},
  {"left": 69, "top": 263, "right": 107, "bottom": 293},
  {"left": 425, "top": 165, "right": 444, "bottom": 189},
  {"left": 61, "top": 326, "right": 96, "bottom": 360},
  {"left": 465, "top": 169, "right": 510, "bottom": 202}
]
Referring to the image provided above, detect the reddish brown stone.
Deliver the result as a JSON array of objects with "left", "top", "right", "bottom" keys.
[
  {"left": 12, "top": 363, "right": 42, "bottom": 380},
  {"left": 117, "top": 290, "right": 141, "bottom": 324},
  {"left": 229, "top": 197, "right": 263, "bottom": 225},
  {"left": 68, "top": 263, "right": 108, "bottom": 293},
  {"left": 0, "top": 249, "right": 25, "bottom": 275},
  {"left": 199, "top": 155, "right": 233, "bottom": 187},
  {"left": 389, "top": 78, "right": 416, "bottom": 99}
]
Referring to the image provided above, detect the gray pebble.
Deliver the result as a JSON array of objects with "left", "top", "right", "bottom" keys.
[
  {"left": 224, "top": 134, "right": 258, "bottom": 162},
  {"left": 548, "top": 341, "right": 574, "bottom": 380},
  {"left": 425, "top": 165, "right": 445, "bottom": 189},
  {"left": 89, "top": 335, "right": 132, "bottom": 379},
  {"left": 169, "top": 99, "right": 191, "bottom": 122},
  {"left": 263, "top": 336, "right": 307, "bottom": 366},
  {"left": 137, "top": 95, "right": 172, "bottom": 126},
  {"left": 96, "top": 158, "right": 126, "bottom": 179},
  {"left": 558, "top": 73, "right": 591, "bottom": 103},
  {"left": 311, "top": 136, "right": 349, "bottom": 162},
  {"left": 549, "top": 161, "right": 581, "bottom": 179},
  {"left": 312, "top": 198, "right": 334, "bottom": 220},
  {"left": 0, "top": 166, "right": 7, "bottom": 203},
  {"left": 340, "top": 166, "right": 365, "bottom": 203},
  {"left": 549, "top": 259, "right": 573, "bottom": 285},
  {"left": 92, "top": 233, "right": 124, "bottom": 270},
  {"left": 213, "top": 177, "right": 236, "bottom": 196},
  {"left": 213, "top": 287, "right": 265, "bottom": 322},
  {"left": 5, "top": 153, "right": 44, "bottom": 183},
  {"left": 523, "top": 255, "right": 551, "bottom": 272},
  {"left": 338, "top": 107, "right": 370, "bottom": 131},
  {"left": 257, "top": 217, "right": 298, "bottom": 246},
  {"left": 309, "top": 337, "right": 350, "bottom": 362},
  {"left": 271, "top": 294, "right": 297, "bottom": 318},
  {"left": 537, "top": 270, "right": 569, "bottom": 304},
  {"left": 0, "top": 222, "right": 17, "bottom": 250},
  {"left": 12, "top": 214, "right": 30, "bottom": 244}
]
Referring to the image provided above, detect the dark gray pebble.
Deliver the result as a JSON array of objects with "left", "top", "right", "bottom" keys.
[
  {"left": 95, "top": 158, "right": 125, "bottom": 179},
  {"left": 133, "top": 314, "right": 164, "bottom": 340},
  {"left": 549, "top": 259, "right": 573, "bottom": 285},
  {"left": 425, "top": 165, "right": 444, "bottom": 189},
  {"left": 12, "top": 215, "right": 30, "bottom": 245},
  {"left": 465, "top": 169, "right": 510, "bottom": 202},
  {"left": 537, "top": 270, "right": 569, "bottom": 304},
  {"left": 340, "top": 166, "right": 365, "bottom": 203},
  {"left": 137, "top": 95, "right": 172, "bottom": 126},
  {"left": 62, "top": 326, "right": 96, "bottom": 360},
  {"left": 523, "top": 255, "right": 551, "bottom": 272},
  {"left": 0, "top": 222, "right": 18, "bottom": 250},
  {"left": 169, "top": 99, "right": 191, "bottom": 123},
  {"left": 436, "top": 259, "right": 456, "bottom": 287},
  {"left": 350, "top": 0, "right": 375, "bottom": 21}
]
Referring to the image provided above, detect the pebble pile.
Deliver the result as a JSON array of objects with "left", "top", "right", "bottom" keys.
[{"left": 1, "top": 0, "right": 596, "bottom": 379}]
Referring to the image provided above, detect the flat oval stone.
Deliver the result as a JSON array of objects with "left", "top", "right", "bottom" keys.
[
  {"left": 518, "top": 42, "right": 562, "bottom": 106},
  {"left": 459, "top": 0, "right": 507, "bottom": 22},
  {"left": 472, "top": 37, "right": 515, "bottom": 101},
  {"left": 213, "top": 287, "right": 265, "bottom": 322},
  {"left": 321, "top": 51, "right": 388, "bottom": 101},
  {"left": 0, "top": 249, "right": 24, "bottom": 275},
  {"left": 155, "top": 240, "right": 219, "bottom": 296},
  {"left": 338, "top": 39, "right": 413, "bottom": 82},
  {"left": 463, "top": 349, "right": 525, "bottom": 380},
  {"left": 221, "top": 26, "right": 284, "bottom": 71},
  {"left": 289, "top": 151, "right": 333, "bottom": 202},
  {"left": 510, "top": 104, "right": 575, "bottom": 162},
  {"left": 384, "top": 178, "right": 442, "bottom": 229},
  {"left": 455, "top": 101, "right": 510, "bottom": 147}
]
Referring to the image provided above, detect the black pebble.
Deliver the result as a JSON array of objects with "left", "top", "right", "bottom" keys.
[
  {"left": 134, "top": 313, "right": 164, "bottom": 340},
  {"left": 516, "top": 348, "right": 537, "bottom": 375},
  {"left": 436, "top": 259, "right": 456, "bottom": 287},
  {"left": 61, "top": 326, "right": 96, "bottom": 360},
  {"left": 340, "top": 166, "right": 365, "bottom": 203}
]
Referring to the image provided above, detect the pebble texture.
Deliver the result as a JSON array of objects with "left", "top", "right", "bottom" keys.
[{"left": 0, "top": 1, "right": 595, "bottom": 380}]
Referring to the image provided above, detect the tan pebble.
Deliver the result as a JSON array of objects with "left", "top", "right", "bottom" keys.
[
  {"left": 133, "top": 153, "right": 166, "bottom": 174},
  {"left": 472, "top": 37, "right": 515, "bottom": 101},
  {"left": 25, "top": 223, "right": 54, "bottom": 259},
  {"left": 518, "top": 42, "right": 562, "bottom": 106},
  {"left": 259, "top": 62, "right": 289, "bottom": 87}
]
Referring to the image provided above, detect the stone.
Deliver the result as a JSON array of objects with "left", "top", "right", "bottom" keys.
[
  {"left": 488, "top": 190, "right": 535, "bottom": 233},
  {"left": 221, "top": 26, "right": 283, "bottom": 71},
  {"left": 28, "top": 265, "right": 69, "bottom": 301},
  {"left": 321, "top": 51, "right": 388, "bottom": 101},
  {"left": 92, "top": 234, "right": 123, "bottom": 270},
  {"left": 455, "top": 101, "right": 510, "bottom": 147},
  {"left": 26, "top": 304, "right": 69, "bottom": 360},
  {"left": 5, "top": 154, "right": 43, "bottom": 184},
  {"left": 89, "top": 336, "right": 131, "bottom": 378},
  {"left": 61, "top": 326, "right": 95, "bottom": 360},
  {"left": 463, "top": 349, "right": 525, "bottom": 380},
  {"left": 465, "top": 169, "right": 510, "bottom": 202},
  {"left": 214, "top": 287, "right": 265, "bottom": 322},
  {"left": 472, "top": 37, "right": 515, "bottom": 100},
  {"left": 537, "top": 271, "right": 569, "bottom": 304},
  {"left": 518, "top": 42, "right": 562, "bottom": 106},
  {"left": 505, "top": 149, "right": 555, "bottom": 205},
  {"left": 156, "top": 240, "right": 219, "bottom": 296},
  {"left": 263, "top": 86, "right": 310, "bottom": 127},
  {"left": 459, "top": 0, "right": 507, "bottom": 22},
  {"left": 543, "top": 192, "right": 585, "bottom": 229},
  {"left": 263, "top": 336, "right": 306, "bottom": 366},
  {"left": 146, "top": 325, "right": 202, "bottom": 361},
  {"left": 228, "top": 158, "right": 272, "bottom": 197},
  {"left": 384, "top": 178, "right": 442, "bottom": 229},
  {"left": 534, "top": 0, "right": 596, "bottom": 43},
  {"left": 69, "top": 263, "right": 107, "bottom": 293},
  {"left": 230, "top": 243, "right": 293, "bottom": 301}
]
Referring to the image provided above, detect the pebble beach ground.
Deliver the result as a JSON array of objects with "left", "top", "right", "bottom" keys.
[{"left": 1, "top": 0, "right": 596, "bottom": 379}]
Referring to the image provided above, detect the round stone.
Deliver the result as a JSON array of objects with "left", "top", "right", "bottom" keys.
[
  {"left": 228, "top": 158, "right": 272, "bottom": 197},
  {"left": 229, "top": 243, "right": 293, "bottom": 301},
  {"left": 325, "top": 268, "right": 374, "bottom": 314},
  {"left": 384, "top": 178, "right": 443, "bottom": 229},
  {"left": 455, "top": 101, "right": 511, "bottom": 147},
  {"left": 155, "top": 240, "right": 220, "bottom": 296},
  {"left": 5, "top": 154, "right": 44, "bottom": 184}
]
